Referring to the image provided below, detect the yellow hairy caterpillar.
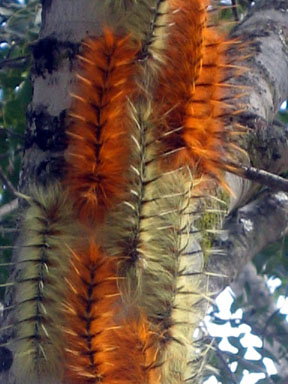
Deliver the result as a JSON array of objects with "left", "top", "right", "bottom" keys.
[
  {"left": 1, "top": 184, "right": 77, "bottom": 384},
  {"left": 132, "top": 170, "right": 205, "bottom": 383}
]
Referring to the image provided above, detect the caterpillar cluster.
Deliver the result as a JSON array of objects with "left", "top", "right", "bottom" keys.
[{"left": 1, "top": 1, "right": 245, "bottom": 383}]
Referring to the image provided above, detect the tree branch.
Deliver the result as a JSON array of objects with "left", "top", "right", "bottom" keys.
[
  {"left": 231, "top": 0, "right": 240, "bottom": 22},
  {"left": 215, "top": 347, "right": 238, "bottom": 384},
  {"left": 237, "top": 165, "right": 288, "bottom": 192},
  {"left": 0, "top": 199, "right": 18, "bottom": 222},
  {"left": 0, "top": 166, "right": 17, "bottom": 197},
  {"left": 233, "top": 1, "right": 288, "bottom": 121},
  {"left": 207, "top": 190, "right": 288, "bottom": 293},
  {"left": 0, "top": 55, "right": 30, "bottom": 69}
]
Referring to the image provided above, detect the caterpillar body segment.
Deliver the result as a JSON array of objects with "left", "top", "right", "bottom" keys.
[
  {"left": 62, "top": 242, "right": 118, "bottom": 383},
  {"left": 101, "top": 96, "right": 159, "bottom": 294}
]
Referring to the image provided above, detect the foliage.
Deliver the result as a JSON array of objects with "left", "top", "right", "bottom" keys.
[{"left": 0, "top": 0, "right": 40, "bottom": 292}]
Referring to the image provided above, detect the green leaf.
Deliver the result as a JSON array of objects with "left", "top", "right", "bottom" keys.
[
  {"left": 0, "top": 72, "right": 23, "bottom": 90},
  {"left": 2, "top": 78, "right": 32, "bottom": 131}
]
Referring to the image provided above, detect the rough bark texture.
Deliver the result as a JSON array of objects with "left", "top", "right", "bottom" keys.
[
  {"left": 0, "top": 0, "right": 288, "bottom": 383},
  {"left": 208, "top": 190, "right": 288, "bottom": 292}
]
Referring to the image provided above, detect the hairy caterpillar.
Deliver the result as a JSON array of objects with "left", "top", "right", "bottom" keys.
[
  {"left": 154, "top": 0, "right": 243, "bottom": 187},
  {"left": 133, "top": 169, "right": 205, "bottom": 383},
  {"left": 65, "top": 30, "right": 140, "bottom": 223},
  {"left": 62, "top": 242, "right": 158, "bottom": 383},
  {"left": 1, "top": 184, "right": 78, "bottom": 384}
]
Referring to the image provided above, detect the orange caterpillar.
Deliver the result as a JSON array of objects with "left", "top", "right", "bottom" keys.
[
  {"left": 154, "top": 0, "right": 240, "bottom": 185},
  {"left": 65, "top": 30, "right": 140, "bottom": 222},
  {"left": 62, "top": 242, "right": 157, "bottom": 384},
  {"left": 182, "top": 25, "right": 239, "bottom": 184}
]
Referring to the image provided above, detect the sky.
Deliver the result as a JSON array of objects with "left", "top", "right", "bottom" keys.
[{"left": 203, "top": 277, "right": 288, "bottom": 383}]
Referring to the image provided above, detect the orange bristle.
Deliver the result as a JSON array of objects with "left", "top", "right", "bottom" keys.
[
  {"left": 182, "top": 26, "right": 236, "bottom": 179},
  {"left": 102, "top": 315, "right": 161, "bottom": 384},
  {"left": 65, "top": 30, "right": 140, "bottom": 223},
  {"left": 62, "top": 242, "right": 157, "bottom": 384},
  {"left": 152, "top": 0, "right": 207, "bottom": 165},
  {"left": 155, "top": 0, "right": 207, "bottom": 99},
  {"left": 62, "top": 243, "right": 117, "bottom": 383},
  {"left": 154, "top": 0, "right": 241, "bottom": 186}
]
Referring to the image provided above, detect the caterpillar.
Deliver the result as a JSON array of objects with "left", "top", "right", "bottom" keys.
[
  {"left": 154, "top": 0, "right": 243, "bottom": 188},
  {"left": 65, "top": 30, "right": 140, "bottom": 223},
  {"left": 1, "top": 184, "right": 77, "bottom": 384},
  {"left": 134, "top": 169, "right": 206, "bottom": 384},
  {"left": 62, "top": 241, "right": 158, "bottom": 383}
]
